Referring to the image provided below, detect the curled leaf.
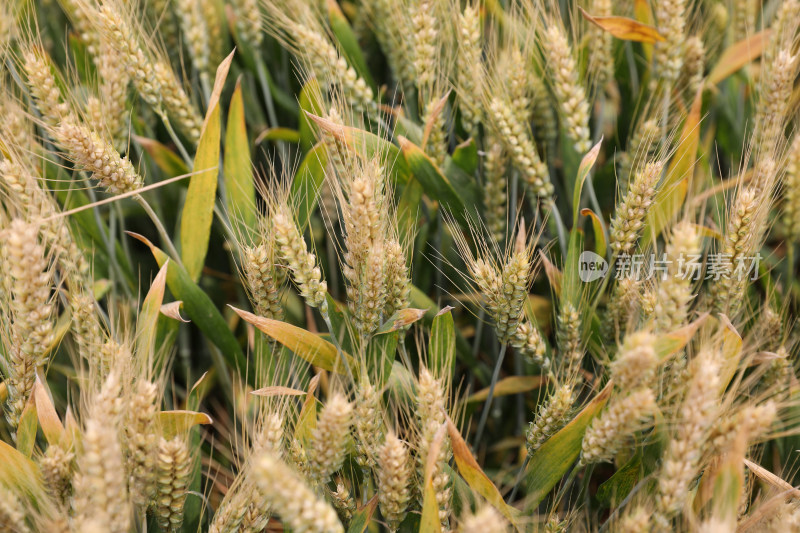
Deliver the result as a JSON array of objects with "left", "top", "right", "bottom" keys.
[
  {"left": 579, "top": 7, "right": 664, "bottom": 43},
  {"left": 160, "top": 301, "right": 190, "bottom": 323}
]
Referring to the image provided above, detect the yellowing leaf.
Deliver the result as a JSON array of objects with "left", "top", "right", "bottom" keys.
[
  {"left": 0, "top": 439, "right": 45, "bottom": 500},
  {"left": 134, "top": 136, "right": 189, "bottom": 177},
  {"left": 136, "top": 261, "right": 169, "bottom": 357},
  {"left": 181, "top": 103, "right": 220, "bottom": 282},
  {"left": 420, "top": 423, "right": 446, "bottom": 533},
  {"left": 294, "top": 374, "right": 321, "bottom": 444},
  {"left": 708, "top": 30, "right": 770, "bottom": 86},
  {"left": 160, "top": 301, "right": 190, "bottom": 322},
  {"left": 250, "top": 386, "right": 307, "bottom": 397},
  {"left": 33, "top": 377, "right": 63, "bottom": 446},
  {"left": 654, "top": 312, "right": 709, "bottom": 359},
  {"left": 229, "top": 306, "right": 355, "bottom": 374},
  {"left": 446, "top": 417, "right": 520, "bottom": 528},
  {"left": 375, "top": 308, "right": 428, "bottom": 334},
  {"left": 468, "top": 376, "right": 548, "bottom": 403},
  {"left": 579, "top": 7, "right": 664, "bottom": 43},
  {"left": 223, "top": 79, "right": 257, "bottom": 238},
  {"left": 158, "top": 410, "right": 213, "bottom": 440},
  {"left": 16, "top": 396, "right": 37, "bottom": 457}
]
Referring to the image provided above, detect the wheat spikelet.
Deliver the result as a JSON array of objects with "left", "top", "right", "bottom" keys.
[
  {"left": 755, "top": 49, "right": 797, "bottom": 154},
  {"left": 2, "top": 219, "right": 54, "bottom": 431},
  {"left": 784, "top": 136, "right": 800, "bottom": 241},
  {"left": 655, "top": 351, "right": 721, "bottom": 521},
  {"left": 39, "top": 443, "right": 74, "bottom": 510},
  {"left": 678, "top": 36, "right": 704, "bottom": 102},
  {"left": 231, "top": 0, "right": 262, "bottom": 48},
  {"left": 22, "top": 48, "right": 69, "bottom": 125},
  {"left": 272, "top": 206, "right": 327, "bottom": 309},
  {"left": 653, "top": 222, "right": 701, "bottom": 332},
  {"left": 154, "top": 437, "right": 192, "bottom": 532},
  {"left": 376, "top": 431, "right": 411, "bottom": 531},
  {"left": 616, "top": 506, "right": 651, "bottom": 533},
  {"left": 603, "top": 279, "right": 642, "bottom": 338},
  {"left": 307, "top": 393, "right": 353, "bottom": 484},
  {"left": 557, "top": 301, "right": 582, "bottom": 365},
  {"left": 587, "top": 0, "right": 614, "bottom": 88},
  {"left": 330, "top": 482, "right": 356, "bottom": 524},
  {"left": 412, "top": 0, "right": 438, "bottom": 95},
  {"left": 72, "top": 413, "right": 131, "bottom": 532},
  {"left": 619, "top": 119, "right": 660, "bottom": 189},
  {"left": 486, "top": 96, "right": 553, "bottom": 198},
  {"left": 416, "top": 367, "right": 452, "bottom": 528},
  {"left": 252, "top": 452, "right": 344, "bottom": 533},
  {"left": 0, "top": 485, "right": 29, "bottom": 533},
  {"left": 354, "top": 378, "right": 383, "bottom": 468},
  {"left": 96, "top": 3, "right": 161, "bottom": 107},
  {"left": 290, "top": 21, "right": 376, "bottom": 117},
  {"left": 91, "top": 43, "right": 130, "bottom": 150},
  {"left": 530, "top": 74, "right": 558, "bottom": 155},
  {"left": 654, "top": 0, "right": 686, "bottom": 82},
  {"left": 610, "top": 161, "right": 663, "bottom": 255},
  {"left": 609, "top": 332, "right": 658, "bottom": 390},
  {"left": 711, "top": 187, "right": 761, "bottom": 315},
  {"left": 125, "top": 380, "right": 159, "bottom": 506},
  {"left": 526, "top": 384, "right": 574, "bottom": 454},
  {"left": 242, "top": 240, "right": 283, "bottom": 320},
  {"left": 733, "top": 0, "right": 757, "bottom": 43},
  {"left": 175, "top": 0, "right": 210, "bottom": 76},
  {"left": 511, "top": 320, "right": 548, "bottom": 368},
  {"left": 153, "top": 61, "right": 204, "bottom": 143},
  {"left": 483, "top": 139, "right": 508, "bottom": 243},
  {"left": 542, "top": 24, "right": 591, "bottom": 153},
  {"left": 457, "top": 3, "right": 483, "bottom": 135},
  {"left": 383, "top": 238, "right": 411, "bottom": 318},
  {"left": 421, "top": 97, "right": 448, "bottom": 166},
  {"left": 461, "top": 504, "right": 509, "bottom": 533},
  {"left": 580, "top": 388, "right": 656, "bottom": 465},
  {"left": 362, "top": 0, "right": 415, "bottom": 87},
  {"left": 53, "top": 117, "right": 143, "bottom": 194}
]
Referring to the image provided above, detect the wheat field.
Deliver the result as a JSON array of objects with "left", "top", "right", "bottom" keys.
[{"left": 0, "top": 0, "right": 799, "bottom": 531}]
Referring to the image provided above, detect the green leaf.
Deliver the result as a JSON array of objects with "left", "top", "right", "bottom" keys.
[
  {"left": 134, "top": 136, "right": 189, "bottom": 177},
  {"left": 561, "top": 229, "right": 585, "bottom": 306},
  {"left": 128, "top": 233, "right": 248, "bottom": 376},
  {"left": 429, "top": 308, "right": 455, "bottom": 378},
  {"left": 158, "top": 410, "right": 213, "bottom": 440},
  {"left": 299, "top": 79, "right": 325, "bottom": 152},
  {"left": 326, "top": 0, "right": 375, "bottom": 90},
  {"left": 135, "top": 261, "right": 169, "bottom": 359},
  {"left": 399, "top": 136, "right": 471, "bottom": 226},
  {"left": 572, "top": 138, "right": 603, "bottom": 226},
  {"left": 230, "top": 306, "right": 356, "bottom": 374},
  {"left": 596, "top": 450, "right": 642, "bottom": 506},
  {"left": 223, "top": 80, "right": 258, "bottom": 239},
  {"left": 347, "top": 495, "right": 378, "bottom": 533},
  {"left": 305, "top": 113, "right": 411, "bottom": 184},
  {"left": 181, "top": 103, "right": 220, "bottom": 282},
  {"left": 450, "top": 138, "right": 479, "bottom": 174},
  {"left": 525, "top": 382, "right": 613, "bottom": 509},
  {"left": 256, "top": 127, "right": 301, "bottom": 144},
  {"left": 291, "top": 144, "right": 329, "bottom": 230},
  {"left": 324, "top": 294, "right": 355, "bottom": 355},
  {"left": 367, "top": 331, "right": 398, "bottom": 387}
]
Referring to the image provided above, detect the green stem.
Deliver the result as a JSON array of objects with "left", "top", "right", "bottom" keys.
[
  {"left": 158, "top": 111, "right": 193, "bottom": 167},
  {"left": 133, "top": 194, "right": 183, "bottom": 266},
  {"left": 473, "top": 342, "right": 508, "bottom": 446},
  {"left": 547, "top": 198, "right": 568, "bottom": 259}
]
